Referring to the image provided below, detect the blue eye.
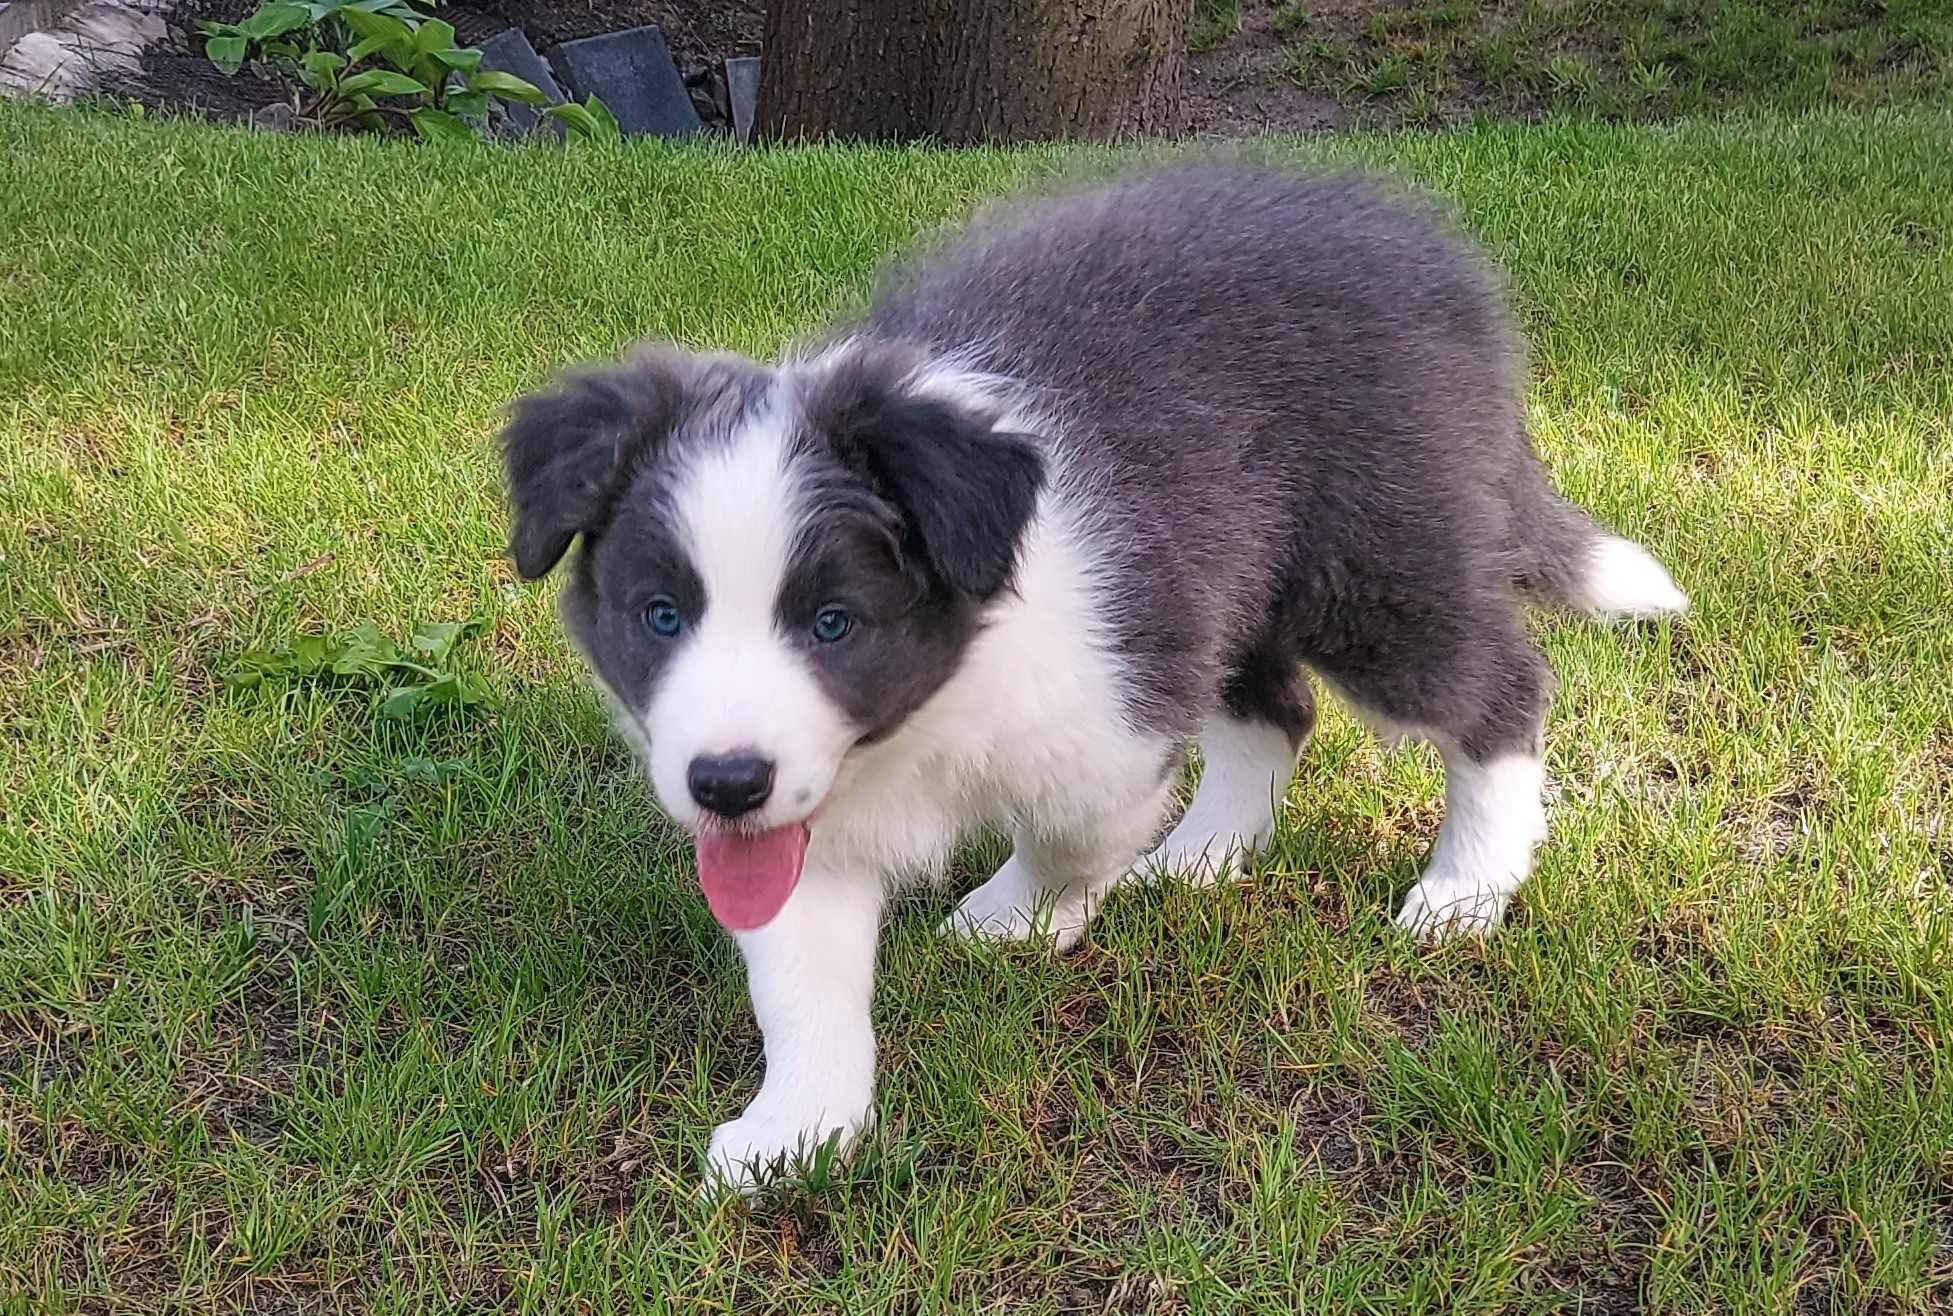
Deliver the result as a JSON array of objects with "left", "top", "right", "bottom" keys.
[
  {"left": 644, "top": 598, "right": 682, "bottom": 637},
  {"left": 812, "top": 607, "right": 853, "bottom": 643}
]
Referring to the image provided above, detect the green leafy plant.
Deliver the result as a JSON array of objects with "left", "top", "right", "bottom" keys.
[
  {"left": 1271, "top": 4, "right": 1311, "bottom": 37},
  {"left": 226, "top": 619, "right": 490, "bottom": 720},
  {"left": 1544, "top": 53, "right": 1600, "bottom": 100},
  {"left": 1190, "top": 0, "right": 1240, "bottom": 53},
  {"left": 1627, "top": 58, "right": 1676, "bottom": 98},
  {"left": 201, "top": 1, "right": 615, "bottom": 142}
]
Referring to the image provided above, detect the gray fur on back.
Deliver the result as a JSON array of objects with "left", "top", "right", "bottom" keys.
[{"left": 855, "top": 165, "right": 1598, "bottom": 749}]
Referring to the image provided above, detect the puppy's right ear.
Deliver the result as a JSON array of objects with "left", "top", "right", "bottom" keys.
[{"left": 500, "top": 349, "right": 691, "bottom": 580}]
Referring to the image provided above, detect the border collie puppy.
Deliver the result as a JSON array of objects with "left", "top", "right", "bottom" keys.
[{"left": 501, "top": 164, "right": 1687, "bottom": 1192}]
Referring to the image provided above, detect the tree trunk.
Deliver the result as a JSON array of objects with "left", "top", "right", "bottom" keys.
[{"left": 758, "top": 0, "right": 1186, "bottom": 145}]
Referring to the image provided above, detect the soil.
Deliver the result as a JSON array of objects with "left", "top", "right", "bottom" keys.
[
  {"left": 1181, "top": 0, "right": 1525, "bottom": 136},
  {"left": 1185, "top": 0, "right": 1368, "bottom": 137},
  {"left": 452, "top": 0, "right": 763, "bottom": 67}
]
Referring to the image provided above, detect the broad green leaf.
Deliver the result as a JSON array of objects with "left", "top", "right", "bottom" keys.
[
  {"left": 445, "top": 89, "right": 488, "bottom": 117},
  {"left": 345, "top": 34, "right": 396, "bottom": 64},
  {"left": 338, "top": 68, "right": 429, "bottom": 98},
  {"left": 238, "top": 2, "right": 310, "bottom": 40},
  {"left": 288, "top": 634, "right": 332, "bottom": 673},
  {"left": 584, "top": 94, "right": 620, "bottom": 141},
  {"left": 299, "top": 49, "right": 344, "bottom": 88},
  {"left": 410, "top": 107, "right": 476, "bottom": 143},
  {"left": 204, "top": 34, "right": 248, "bottom": 74},
  {"left": 262, "top": 39, "right": 302, "bottom": 60},
  {"left": 411, "top": 19, "right": 455, "bottom": 57},
  {"left": 408, "top": 620, "right": 473, "bottom": 662},
  {"left": 468, "top": 68, "right": 546, "bottom": 105},
  {"left": 545, "top": 102, "right": 597, "bottom": 137},
  {"left": 222, "top": 649, "right": 283, "bottom": 689},
  {"left": 422, "top": 674, "right": 489, "bottom": 707},
  {"left": 380, "top": 685, "right": 429, "bottom": 719},
  {"left": 548, "top": 96, "right": 619, "bottom": 142},
  {"left": 432, "top": 47, "right": 482, "bottom": 72},
  {"left": 337, "top": 9, "right": 410, "bottom": 46},
  {"left": 331, "top": 621, "right": 402, "bottom": 677}
]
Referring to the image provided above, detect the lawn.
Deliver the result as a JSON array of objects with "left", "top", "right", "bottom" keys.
[
  {"left": 2, "top": 102, "right": 1951, "bottom": 1313},
  {"left": 1191, "top": 0, "right": 1953, "bottom": 130}
]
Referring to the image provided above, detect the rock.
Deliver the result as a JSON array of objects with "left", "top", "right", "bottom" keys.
[
  {"left": 685, "top": 64, "right": 728, "bottom": 132},
  {"left": 249, "top": 101, "right": 294, "bottom": 132},
  {"left": 476, "top": 27, "right": 562, "bottom": 139},
  {"left": 547, "top": 24, "right": 699, "bottom": 139},
  {"left": 2, "top": 1, "right": 82, "bottom": 60},
  {"left": 0, "top": 0, "right": 165, "bottom": 101},
  {"left": 725, "top": 55, "right": 759, "bottom": 144}
]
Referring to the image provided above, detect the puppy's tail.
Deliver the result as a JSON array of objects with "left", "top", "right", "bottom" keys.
[{"left": 1511, "top": 478, "right": 1689, "bottom": 620}]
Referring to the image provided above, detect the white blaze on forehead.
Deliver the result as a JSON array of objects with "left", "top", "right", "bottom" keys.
[
  {"left": 676, "top": 407, "right": 800, "bottom": 623},
  {"left": 643, "top": 402, "right": 856, "bottom": 830}
]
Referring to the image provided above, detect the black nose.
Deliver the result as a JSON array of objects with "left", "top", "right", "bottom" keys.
[{"left": 687, "top": 753, "right": 775, "bottom": 819}]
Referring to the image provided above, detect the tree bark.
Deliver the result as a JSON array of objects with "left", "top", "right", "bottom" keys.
[{"left": 758, "top": 0, "right": 1187, "bottom": 145}]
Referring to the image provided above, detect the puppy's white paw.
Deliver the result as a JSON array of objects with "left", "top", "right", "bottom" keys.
[
  {"left": 940, "top": 856, "right": 1090, "bottom": 949},
  {"left": 703, "top": 1100, "right": 871, "bottom": 1197},
  {"left": 1394, "top": 875, "right": 1511, "bottom": 942}
]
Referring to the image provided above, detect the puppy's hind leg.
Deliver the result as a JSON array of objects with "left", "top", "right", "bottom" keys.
[
  {"left": 1320, "top": 611, "right": 1553, "bottom": 941},
  {"left": 1137, "top": 647, "right": 1315, "bottom": 886}
]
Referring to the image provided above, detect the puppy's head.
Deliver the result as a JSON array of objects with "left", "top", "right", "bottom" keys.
[{"left": 501, "top": 341, "right": 1044, "bottom": 929}]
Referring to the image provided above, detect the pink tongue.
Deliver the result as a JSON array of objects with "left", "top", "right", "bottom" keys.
[{"left": 695, "top": 824, "right": 810, "bottom": 931}]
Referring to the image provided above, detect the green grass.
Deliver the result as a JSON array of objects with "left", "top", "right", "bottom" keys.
[
  {"left": 1269, "top": 0, "right": 1953, "bottom": 127},
  {"left": 1193, "top": 0, "right": 1244, "bottom": 53},
  {"left": 3, "top": 101, "right": 1952, "bottom": 1312}
]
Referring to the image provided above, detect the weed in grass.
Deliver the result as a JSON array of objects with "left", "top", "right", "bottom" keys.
[
  {"left": 1628, "top": 59, "right": 1676, "bottom": 98},
  {"left": 1283, "top": 36, "right": 1355, "bottom": 91},
  {"left": 1358, "top": 53, "right": 1411, "bottom": 97},
  {"left": 1271, "top": 3, "right": 1311, "bottom": 37},
  {"left": 1249, "top": 0, "right": 1953, "bottom": 125},
  {"left": 1545, "top": 53, "right": 1601, "bottom": 101},
  {"left": 1474, "top": 31, "right": 1522, "bottom": 88},
  {"left": 226, "top": 618, "right": 489, "bottom": 721},
  {"left": 1191, "top": 0, "right": 1240, "bottom": 53}
]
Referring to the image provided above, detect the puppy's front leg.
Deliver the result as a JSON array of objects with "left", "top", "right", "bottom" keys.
[{"left": 705, "top": 863, "right": 882, "bottom": 1195}]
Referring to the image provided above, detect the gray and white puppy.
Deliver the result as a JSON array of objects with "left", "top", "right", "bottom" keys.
[{"left": 501, "top": 164, "right": 1687, "bottom": 1193}]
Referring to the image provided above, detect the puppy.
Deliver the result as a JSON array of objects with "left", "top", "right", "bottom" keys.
[{"left": 500, "top": 164, "right": 1687, "bottom": 1193}]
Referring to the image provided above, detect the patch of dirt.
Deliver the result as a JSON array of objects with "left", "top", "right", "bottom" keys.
[
  {"left": 449, "top": 1, "right": 763, "bottom": 67},
  {"left": 1291, "top": 1083, "right": 1371, "bottom": 1176},
  {"left": 1187, "top": 0, "right": 1370, "bottom": 136},
  {"left": 108, "top": 49, "right": 289, "bottom": 122},
  {"left": 1448, "top": 1147, "right": 1660, "bottom": 1311},
  {"left": 1361, "top": 963, "right": 1443, "bottom": 1049}
]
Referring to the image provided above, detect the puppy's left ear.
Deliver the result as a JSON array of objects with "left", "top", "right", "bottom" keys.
[
  {"left": 818, "top": 365, "right": 1046, "bottom": 600},
  {"left": 864, "top": 394, "right": 1045, "bottom": 599}
]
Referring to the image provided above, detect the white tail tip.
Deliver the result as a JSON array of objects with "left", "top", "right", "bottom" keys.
[{"left": 1576, "top": 537, "right": 1689, "bottom": 618}]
